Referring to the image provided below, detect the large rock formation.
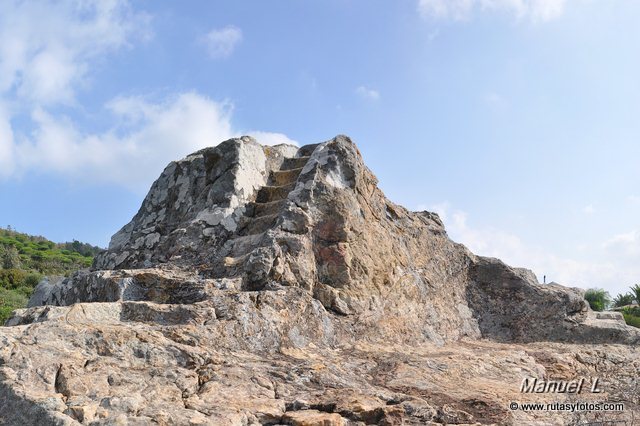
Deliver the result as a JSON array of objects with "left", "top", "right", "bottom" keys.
[{"left": 1, "top": 136, "right": 638, "bottom": 425}]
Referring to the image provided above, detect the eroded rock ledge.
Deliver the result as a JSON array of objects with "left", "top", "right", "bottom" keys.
[{"left": 1, "top": 135, "right": 638, "bottom": 425}]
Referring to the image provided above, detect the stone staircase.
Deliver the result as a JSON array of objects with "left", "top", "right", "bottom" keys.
[{"left": 212, "top": 144, "right": 319, "bottom": 279}]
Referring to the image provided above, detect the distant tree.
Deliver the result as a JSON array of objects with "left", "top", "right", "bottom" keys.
[
  {"left": 57, "top": 240, "right": 103, "bottom": 258},
  {"left": 1, "top": 245, "right": 21, "bottom": 269},
  {"left": 613, "top": 293, "right": 635, "bottom": 308},
  {"left": 631, "top": 284, "right": 640, "bottom": 304},
  {"left": 584, "top": 288, "right": 611, "bottom": 312}
]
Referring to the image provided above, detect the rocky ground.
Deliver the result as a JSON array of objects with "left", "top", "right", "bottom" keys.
[
  {"left": 2, "top": 294, "right": 638, "bottom": 425},
  {"left": 1, "top": 136, "right": 638, "bottom": 425}
]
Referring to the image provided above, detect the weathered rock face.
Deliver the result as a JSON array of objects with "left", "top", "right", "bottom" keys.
[
  {"left": 1, "top": 135, "right": 638, "bottom": 425},
  {"left": 93, "top": 137, "right": 298, "bottom": 271}
]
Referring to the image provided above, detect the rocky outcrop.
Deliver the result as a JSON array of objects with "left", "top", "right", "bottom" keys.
[
  {"left": 1, "top": 135, "right": 638, "bottom": 425},
  {"left": 32, "top": 135, "right": 639, "bottom": 346},
  {"left": 93, "top": 137, "right": 298, "bottom": 271}
]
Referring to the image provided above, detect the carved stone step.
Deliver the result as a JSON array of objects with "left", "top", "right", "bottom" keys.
[
  {"left": 256, "top": 183, "right": 296, "bottom": 203},
  {"left": 239, "top": 214, "right": 279, "bottom": 236},
  {"left": 281, "top": 156, "right": 310, "bottom": 171},
  {"left": 270, "top": 167, "right": 303, "bottom": 186},
  {"left": 248, "top": 199, "right": 288, "bottom": 218}
]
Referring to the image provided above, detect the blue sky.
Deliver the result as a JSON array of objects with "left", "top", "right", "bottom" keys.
[{"left": 0, "top": 0, "right": 639, "bottom": 296}]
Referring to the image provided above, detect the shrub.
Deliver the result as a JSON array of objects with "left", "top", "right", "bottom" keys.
[
  {"left": 0, "top": 269, "right": 28, "bottom": 289},
  {"left": 622, "top": 313, "right": 640, "bottom": 328},
  {"left": 0, "top": 287, "right": 29, "bottom": 324},
  {"left": 622, "top": 306, "right": 640, "bottom": 317},
  {"left": 621, "top": 306, "right": 640, "bottom": 329},
  {"left": 0, "top": 306, "right": 14, "bottom": 325},
  {"left": 24, "top": 272, "right": 43, "bottom": 288},
  {"left": 584, "top": 288, "right": 611, "bottom": 312},
  {"left": 612, "top": 293, "right": 635, "bottom": 308}
]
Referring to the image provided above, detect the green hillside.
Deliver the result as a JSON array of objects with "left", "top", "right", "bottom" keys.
[{"left": 0, "top": 227, "right": 103, "bottom": 323}]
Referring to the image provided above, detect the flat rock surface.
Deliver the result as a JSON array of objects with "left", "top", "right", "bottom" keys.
[{"left": 1, "top": 302, "right": 638, "bottom": 425}]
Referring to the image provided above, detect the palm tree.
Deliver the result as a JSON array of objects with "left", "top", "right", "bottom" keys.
[
  {"left": 630, "top": 284, "right": 640, "bottom": 304},
  {"left": 613, "top": 293, "right": 635, "bottom": 308}
]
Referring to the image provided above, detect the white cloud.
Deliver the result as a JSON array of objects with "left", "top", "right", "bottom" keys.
[
  {"left": 246, "top": 131, "right": 298, "bottom": 147},
  {"left": 0, "top": 0, "right": 151, "bottom": 177},
  {"left": 356, "top": 86, "right": 381, "bottom": 101},
  {"left": 0, "top": 4, "right": 295, "bottom": 190},
  {"left": 427, "top": 29, "right": 441, "bottom": 42},
  {"left": 420, "top": 201, "right": 637, "bottom": 296},
  {"left": 0, "top": 103, "right": 15, "bottom": 176},
  {"left": 484, "top": 91, "right": 509, "bottom": 110},
  {"left": 627, "top": 195, "right": 640, "bottom": 204},
  {"left": 583, "top": 204, "right": 595, "bottom": 215},
  {"left": 96, "top": 93, "right": 232, "bottom": 184},
  {"left": 201, "top": 26, "right": 243, "bottom": 59},
  {"left": 6, "top": 92, "right": 296, "bottom": 190},
  {"left": 418, "top": 0, "right": 567, "bottom": 22},
  {"left": 604, "top": 230, "right": 640, "bottom": 258},
  {"left": 418, "top": 0, "right": 474, "bottom": 21},
  {"left": 0, "top": 0, "right": 150, "bottom": 105}
]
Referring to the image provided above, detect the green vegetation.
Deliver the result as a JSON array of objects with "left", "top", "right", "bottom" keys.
[
  {"left": 0, "top": 286, "right": 30, "bottom": 325},
  {"left": 612, "top": 292, "right": 635, "bottom": 308},
  {"left": 0, "top": 228, "right": 101, "bottom": 273},
  {"left": 584, "top": 288, "right": 611, "bottom": 312},
  {"left": 630, "top": 284, "right": 640, "bottom": 305},
  {"left": 610, "top": 284, "right": 640, "bottom": 329},
  {"left": 0, "top": 227, "right": 102, "bottom": 324},
  {"left": 622, "top": 307, "right": 640, "bottom": 328}
]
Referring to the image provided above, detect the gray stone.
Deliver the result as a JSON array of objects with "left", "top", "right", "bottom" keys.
[
  {"left": 0, "top": 135, "right": 638, "bottom": 425},
  {"left": 27, "top": 276, "right": 65, "bottom": 308}
]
